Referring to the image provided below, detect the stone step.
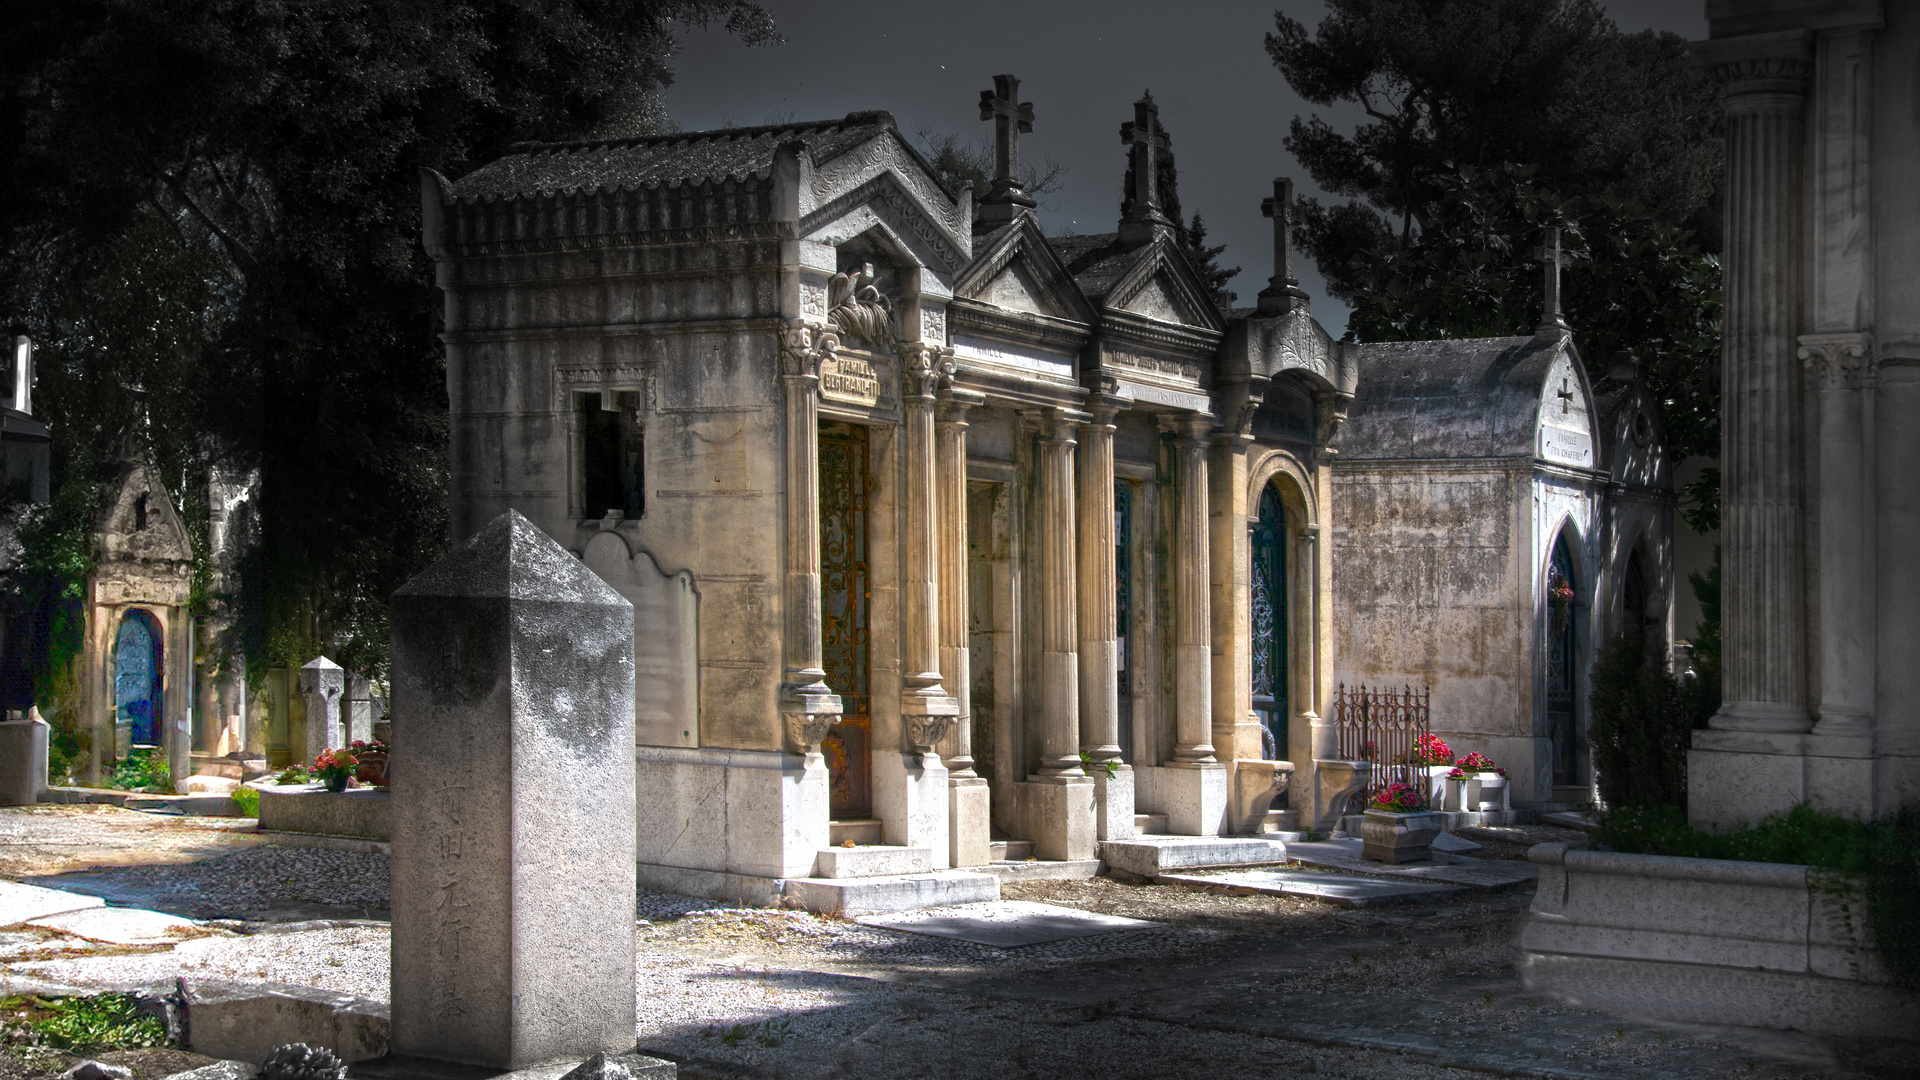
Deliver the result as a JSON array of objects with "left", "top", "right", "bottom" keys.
[
  {"left": 122, "top": 793, "right": 239, "bottom": 816},
  {"left": 1132, "top": 812, "right": 1168, "bottom": 835},
  {"left": 1158, "top": 867, "right": 1469, "bottom": 908},
  {"left": 979, "top": 859, "right": 1101, "bottom": 882},
  {"left": 1099, "top": 835, "right": 1289, "bottom": 878},
  {"left": 813, "top": 844, "right": 933, "bottom": 879},
  {"left": 783, "top": 870, "right": 999, "bottom": 915},
  {"left": 1284, "top": 837, "right": 1538, "bottom": 892},
  {"left": 1262, "top": 808, "right": 1300, "bottom": 832},
  {"left": 1338, "top": 810, "right": 1531, "bottom": 835},
  {"left": 989, "top": 839, "right": 1034, "bottom": 861},
  {"left": 829, "top": 818, "right": 884, "bottom": 846}
]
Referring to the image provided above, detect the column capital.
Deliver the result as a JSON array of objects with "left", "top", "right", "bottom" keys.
[
  {"left": 937, "top": 386, "right": 986, "bottom": 423},
  {"left": 1157, "top": 410, "right": 1217, "bottom": 443},
  {"left": 1027, "top": 406, "right": 1088, "bottom": 443},
  {"left": 1693, "top": 30, "right": 1812, "bottom": 100},
  {"left": 780, "top": 318, "right": 838, "bottom": 380},
  {"left": 1799, "top": 332, "right": 1876, "bottom": 390}
]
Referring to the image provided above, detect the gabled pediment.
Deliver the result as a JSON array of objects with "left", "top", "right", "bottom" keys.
[
  {"left": 1101, "top": 240, "right": 1227, "bottom": 333},
  {"left": 97, "top": 462, "right": 193, "bottom": 567},
  {"left": 953, "top": 215, "right": 1096, "bottom": 325},
  {"left": 799, "top": 129, "right": 973, "bottom": 273}
]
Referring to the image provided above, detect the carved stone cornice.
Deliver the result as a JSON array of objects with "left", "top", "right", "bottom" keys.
[
  {"left": 1693, "top": 29, "right": 1813, "bottom": 102},
  {"left": 1799, "top": 332, "right": 1875, "bottom": 390}
]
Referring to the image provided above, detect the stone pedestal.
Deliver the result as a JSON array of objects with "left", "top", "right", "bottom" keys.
[
  {"left": 299, "top": 656, "right": 345, "bottom": 764},
  {"left": 1092, "top": 765, "right": 1135, "bottom": 841},
  {"left": 1311, "top": 760, "right": 1370, "bottom": 831},
  {"left": 1360, "top": 809, "right": 1442, "bottom": 864},
  {"left": 0, "top": 709, "right": 49, "bottom": 806},
  {"left": 948, "top": 776, "right": 991, "bottom": 867},
  {"left": 1021, "top": 775, "right": 1096, "bottom": 861},
  {"left": 1149, "top": 763, "right": 1227, "bottom": 837},
  {"left": 874, "top": 751, "right": 949, "bottom": 869},
  {"left": 388, "top": 510, "right": 636, "bottom": 1069}
]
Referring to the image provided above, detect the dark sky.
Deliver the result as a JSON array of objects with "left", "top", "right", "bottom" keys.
[{"left": 662, "top": 2, "right": 1708, "bottom": 337}]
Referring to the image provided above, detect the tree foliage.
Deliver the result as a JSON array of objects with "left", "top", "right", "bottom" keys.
[
  {"left": 1, "top": 0, "right": 777, "bottom": 683},
  {"left": 1340, "top": 165, "right": 1722, "bottom": 461},
  {"left": 1588, "top": 629, "right": 1718, "bottom": 812}
]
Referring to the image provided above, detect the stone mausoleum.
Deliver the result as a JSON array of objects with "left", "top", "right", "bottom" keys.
[{"left": 419, "top": 80, "right": 1671, "bottom": 905}]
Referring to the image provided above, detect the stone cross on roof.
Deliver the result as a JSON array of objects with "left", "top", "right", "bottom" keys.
[
  {"left": 1258, "top": 176, "right": 1310, "bottom": 314},
  {"left": 1534, "top": 226, "right": 1573, "bottom": 337},
  {"left": 977, "top": 74, "right": 1035, "bottom": 224},
  {"left": 1118, "top": 92, "right": 1174, "bottom": 243}
]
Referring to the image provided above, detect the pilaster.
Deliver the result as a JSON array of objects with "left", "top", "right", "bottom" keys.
[
  {"left": 1076, "top": 397, "right": 1123, "bottom": 763},
  {"left": 1032, "top": 408, "right": 1086, "bottom": 777},
  {"left": 1800, "top": 333, "right": 1875, "bottom": 737},
  {"left": 898, "top": 343, "right": 960, "bottom": 755},
  {"left": 1164, "top": 413, "right": 1217, "bottom": 763},
  {"left": 937, "top": 387, "right": 991, "bottom": 867}
]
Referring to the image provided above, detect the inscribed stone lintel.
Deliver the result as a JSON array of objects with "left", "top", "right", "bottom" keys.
[
  {"left": 1538, "top": 424, "right": 1594, "bottom": 468},
  {"left": 820, "top": 353, "right": 881, "bottom": 408},
  {"left": 1113, "top": 378, "right": 1210, "bottom": 415},
  {"left": 951, "top": 334, "right": 1076, "bottom": 380}
]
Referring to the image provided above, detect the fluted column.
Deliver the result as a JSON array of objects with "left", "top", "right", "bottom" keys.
[
  {"left": 779, "top": 322, "right": 842, "bottom": 751},
  {"left": 936, "top": 389, "right": 983, "bottom": 775},
  {"left": 901, "top": 345, "right": 960, "bottom": 755},
  {"left": 1034, "top": 408, "right": 1085, "bottom": 777},
  {"left": 1076, "top": 400, "right": 1123, "bottom": 763},
  {"left": 1710, "top": 54, "right": 1813, "bottom": 733},
  {"left": 1166, "top": 413, "right": 1217, "bottom": 762}
]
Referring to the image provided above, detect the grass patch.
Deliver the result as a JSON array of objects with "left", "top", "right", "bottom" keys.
[
  {"left": 230, "top": 784, "right": 260, "bottom": 817},
  {"left": 1592, "top": 802, "right": 1873, "bottom": 871},
  {"left": 103, "top": 749, "right": 171, "bottom": 793},
  {"left": 0, "top": 993, "right": 170, "bottom": 1051}
]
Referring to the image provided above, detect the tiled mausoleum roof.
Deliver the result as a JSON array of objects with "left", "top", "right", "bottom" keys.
[
  {"left": 1336, "top": 335, "right": 1570, "bottom": 461},
  {"left": 446, "top": 111, "right": 902, "bottom": 203}
]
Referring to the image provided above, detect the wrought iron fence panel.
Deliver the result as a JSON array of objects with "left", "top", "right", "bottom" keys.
[{"left": 1333, "top": 682, "right": 1432, "bottom": 811}]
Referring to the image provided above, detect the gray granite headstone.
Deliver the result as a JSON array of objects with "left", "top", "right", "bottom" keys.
[{"left": 389, "top": 510, "right": 636, "bottom": 1068}]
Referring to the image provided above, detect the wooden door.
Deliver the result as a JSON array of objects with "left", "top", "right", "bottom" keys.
[{"left": 818, "top": 422, "right": 872, "bottom": 818}]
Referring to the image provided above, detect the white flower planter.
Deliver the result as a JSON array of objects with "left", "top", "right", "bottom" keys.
[
  {"left": 1466, "top": 773, "right": 1509, "bottom": 812},
  {"left": 1360, "top": 808, "right": 1443, "bottom": 864}
]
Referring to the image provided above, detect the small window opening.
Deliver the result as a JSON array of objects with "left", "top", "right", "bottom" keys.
[
  {"left": 134, "top": 493, "right": 149, "bottom": 531},
  {"left": 580, "top": 391, "right": 643, "bottom": 520}
]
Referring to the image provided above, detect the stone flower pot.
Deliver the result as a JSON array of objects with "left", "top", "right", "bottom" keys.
[
  {"left": 1443, "top": 776, "right": 1469, "bottom": 812},
  {"left": 1360, "top": 808, "right": 1443, "bottom": 864},
  {"left": 1467, "top": 773, "right": 1509, "bottom": 812},
  {"left": 354, "top": 750, "right": 389, "bottom": 787}
]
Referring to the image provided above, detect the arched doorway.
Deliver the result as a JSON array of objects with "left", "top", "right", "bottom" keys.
[
  {"left": 1546, "top": 532, "right": 1580, "bottom": 786},
  {"left": 818, "top": 420, "right": 872, "bottom": 819},
  {"left": 1250, "top": 483, "right": 1288, "bottom": 759},
  {"left": 114, "top": 610, "right": 164, "bottom": 748}
]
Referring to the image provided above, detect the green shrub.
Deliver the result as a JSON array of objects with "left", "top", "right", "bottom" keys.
[
  {"left": 230, "top": 785, "right": 260, "bottom": 818},
  {"left": 0, "top": 993, "right": 170, "bottom": 1050},
  {"left": 1865, "top": 804, "right": 1920, "bottom": 990},
  {"left": 1588, "top": 630, "right": 1717, "bottom": 811},
  {"left": 105, "top": 749, "right": 170, "bottom": 793}
]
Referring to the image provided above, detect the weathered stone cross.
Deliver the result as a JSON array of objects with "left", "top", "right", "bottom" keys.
[
  {"left": 1120, "top": 92, "right": 1172, "bottom": 222},
  {"left": 978, "top": 74, "right": 1033, "bottom": 201},
  {"left": 1258, "top": 176, "right": 1309, "bottom": 312},
  {"left": 1534, "top": 226, "right": 1572, "bottom": 334}
]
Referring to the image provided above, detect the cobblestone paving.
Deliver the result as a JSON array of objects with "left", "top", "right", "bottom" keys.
[{"left": 1, "top": 806, "right": 1911, "bottom": 1080}]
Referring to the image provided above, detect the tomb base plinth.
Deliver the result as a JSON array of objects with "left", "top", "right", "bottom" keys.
[
  {"left": 350, "top": 1051, "right": 675, "bottom": 1080},
  {"left": 1019, "top": 775, "right": 1096, "bottom": 861}
]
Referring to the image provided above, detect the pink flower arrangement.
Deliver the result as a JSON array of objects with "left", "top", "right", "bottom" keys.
[
  {"left": 1370, "top": 781, "right": 1424, "bottom": 812},
  {"left": 1457, "top": 751, "right": 1500, "bottom": 772},
  {"left": 1412, "top": 733, "right": 1454, "bottom": 766},
  {"left": 1447, "top": 767, "right": 1467, "bottom": 779}
]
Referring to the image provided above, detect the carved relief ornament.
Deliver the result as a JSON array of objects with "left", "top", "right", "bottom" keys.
[
  {"left": 781, "top": 320, "right": 841, "bottom": 379},
  {"left": 1799, "top": 334, "right": 1875, "bottom": 390},
  {"left": 899, "top": 341, "right": 958, "bottom": 399}
]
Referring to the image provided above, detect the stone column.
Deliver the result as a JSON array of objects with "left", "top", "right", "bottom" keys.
[
  {"left": 168, "top": 611, "right": 192, "bottom": 792},
  {"left": 298, "top": 655, "right": 345, "bottom": 764},
  {"left": 1167, "top": 415, "right": 1218, "bottom": 762},
  {"left": 778, "top": 322, "right": 843, "bottom": 752},
  {"left": 389, "top": 510, "right": 635, "bottom": 1069},
  {"left": 899, "top": 344, "right": 960, "bottom": 751},
  {"left": 1022, "top": 407, "right": 1096, "bottom": 860},
  {"left": 1801, "top": 334, "right": 1874, "bottom": 736},
  {"left": 1158, "top": 413, "right": 1227, "bottom": 836},
  {"left": 84, "top": 605, "right": 108, "bottom": 785},
  {"left": 1077, "top": 397, "right": 1133, "bottom": 840},
  {"left": 1707, "top": 49, "right": 1814, "bottom": 733},
  {"left": 1035, "top": 409, "right": 1084, "bottom": 776},
  {"left": 1076, "top": 399, "right": 1123, "bottom": 763},
  {"left": 939, "top": 389, "right": 991, "bottom": 866}
]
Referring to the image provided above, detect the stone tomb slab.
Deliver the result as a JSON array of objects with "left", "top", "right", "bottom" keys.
[
  {"left": 0, "top": 880, "right": 105, "bottom": 926},
  {"left": 1283, "top": 839, "right": 1539, "bottom": 892},
  {"left": 1156, "top": 868, "right": 1467, "bottom": 908},
  {"left": 857, "top": 900, "right": 1160, "bottom": 948}
]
